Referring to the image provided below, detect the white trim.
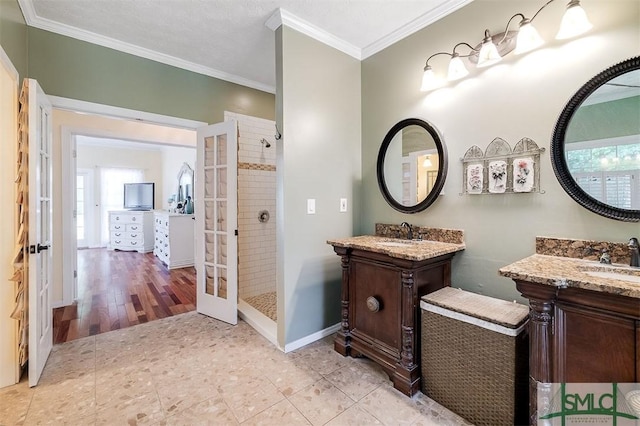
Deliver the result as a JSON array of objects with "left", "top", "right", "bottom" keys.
[
  {"left": 50, "top": 96, "right": 207, "bottom": 130},
  {"left": 0, "top": 45, "right": 19, "bottom": 81},
  {"left": 60, "top": 127, "right": 76, "bottom": 308},
  {"left": 266, "top": 9, "right": 361, "bottom": 59},
  {"left": 361, "top": 0, "right": 474, "bottom": 59},
  {"left": 283, "top": 323, "right": 341, "bottom": 353},
  {"left": 267, "top": 2, "right": 473, "bottom": 61},
  {"left": 18, "top": 1, "right": 275, "bottom": 94},
  {"left": 420, "top": 300, "right": 527, "bottom": 337},
  {"left": 238, "top": 299, "right": 277, "bottom": 348}
]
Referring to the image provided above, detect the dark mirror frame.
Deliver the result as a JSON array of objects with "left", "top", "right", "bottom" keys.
[
  {"left": 551, "top": 56, "right": 640, "bottom": 222},
  {"left": 377, "top": 118, "right": 448, "bottom": 214}
]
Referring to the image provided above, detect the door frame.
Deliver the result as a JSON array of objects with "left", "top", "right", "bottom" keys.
[
  {"left": 75, "top": 168, "right": 95, "bottom": 248},
  {"left": 56, "top": 97, "right": 206, "bottom": 308}
]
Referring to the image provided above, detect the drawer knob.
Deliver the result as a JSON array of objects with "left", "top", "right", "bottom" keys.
[{"left": 366, "top": 296, "right": 380, "bottom": 313}]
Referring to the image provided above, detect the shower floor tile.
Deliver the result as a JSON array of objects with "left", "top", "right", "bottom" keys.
[{"left": 244, "top": 291, "right": 277, "bottom": 322}]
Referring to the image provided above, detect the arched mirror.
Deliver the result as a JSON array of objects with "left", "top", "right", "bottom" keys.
[
  {"left": 176, "top": 162, "right": 194, "bottom": 204},
  {"left": 551, "top": 56, "right": 640, "bottom": 222},
  {"left": 377, "top": 118, "right": 448, "bottom": 213}
]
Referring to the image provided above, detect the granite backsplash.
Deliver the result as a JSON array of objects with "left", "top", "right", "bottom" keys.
[
  {"left": 375, "top": 223, "right": 464, "bottom": 245},
  {"left": 536, "top": 236, "right": 631, "bottom": 265}
]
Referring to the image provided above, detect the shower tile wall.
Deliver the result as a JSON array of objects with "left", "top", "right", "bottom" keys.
[{"left": 224, "top": 112, "right": 276, "bottom": 299}]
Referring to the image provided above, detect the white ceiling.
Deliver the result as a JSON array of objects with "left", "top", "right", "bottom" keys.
[{"left": 19, "top": 0, "right": 472, "bottom": 93}]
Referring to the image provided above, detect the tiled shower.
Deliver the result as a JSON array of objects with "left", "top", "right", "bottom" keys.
[{"left": 224, "top": 112, "right": 277, "bottom": 324}]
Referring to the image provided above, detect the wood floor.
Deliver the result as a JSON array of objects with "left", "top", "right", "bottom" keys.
[{"left": 53, "top": 248, "right": 196, "bottom": 344}]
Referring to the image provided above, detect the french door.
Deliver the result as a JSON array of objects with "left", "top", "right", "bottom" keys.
[
  {"left": 27, "top": 79, "right": 53, "bottom": 386},
  {"left": 195, "top": 120, "right": 238, "bottom": 325}
]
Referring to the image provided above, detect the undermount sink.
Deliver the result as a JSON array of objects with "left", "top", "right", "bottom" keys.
[
  {"left": 375, "top": 241, "right": 414, "bottom": 247},
  {"left": 580, "top": 264, "right": 640, "bottom": 284},
  {"left": 583, "top": 270, "right": 640, "bottom": 284}
]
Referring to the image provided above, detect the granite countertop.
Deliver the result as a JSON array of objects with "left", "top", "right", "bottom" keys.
[
  {"left": 499, "top": 254, "right": 640, "bottom": 299},
  {"left": 327, "top": 235, "right": 465, "bottom": 261}
]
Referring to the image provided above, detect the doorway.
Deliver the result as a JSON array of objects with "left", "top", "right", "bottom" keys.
[{"left": 55, "top": 102, "right": 279, "bottom": 345}]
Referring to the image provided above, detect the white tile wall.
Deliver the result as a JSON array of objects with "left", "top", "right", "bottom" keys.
[{"left": 225, "top": 112, "right": 276, "bottom": 299}]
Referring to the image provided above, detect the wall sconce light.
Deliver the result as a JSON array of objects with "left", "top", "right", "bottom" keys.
[
  {"left": 420, "top": 0, "right": 592, "bottom": 92},
  {"left": 423, "top": 156, "right": 433, "bottom": 168}
]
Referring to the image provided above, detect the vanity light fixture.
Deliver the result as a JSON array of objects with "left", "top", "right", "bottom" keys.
[{"left": 420, "top": 0, "right": 593, "bottom": 91}]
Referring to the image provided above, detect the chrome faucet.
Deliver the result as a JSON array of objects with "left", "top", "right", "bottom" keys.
[
  {"left": 629, "top": 237, "right": 640, "bottom": 267},
  {"left": 400, "top": 222, "right": 413, "bottom": 240}
]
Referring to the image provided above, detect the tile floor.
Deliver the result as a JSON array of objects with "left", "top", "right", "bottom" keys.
[{"left": 0, "top": 312, "right": 472, "bottom": 425}]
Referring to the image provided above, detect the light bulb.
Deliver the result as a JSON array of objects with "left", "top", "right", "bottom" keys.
[
  {"left": 556, "top": 0, "right": 592, "bottom": 40},
  {"left": 421, "top": 65, "right": 439, "bottom": 92},
  {"left": 477, "top": 31, "right": 502, "bottom": 68},
  {"left": 515, "top": 19, "right": 544, "bottom": 54},
  {"left": 447, "top": 54, "right": 469, "bottom": 81},
  {"left": 423, "top": 157, "right": 432, "bottom": 168}
]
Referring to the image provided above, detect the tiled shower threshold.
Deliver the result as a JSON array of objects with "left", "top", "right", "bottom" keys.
[{"left": 238, "top": 298, "right": 278, "bottom": 348}]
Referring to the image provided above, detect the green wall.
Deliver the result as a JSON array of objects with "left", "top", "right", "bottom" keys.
[
  {"left": 276, "top": 26, "right": 361, "bottom": 346},
  {"left": 361, "top": 0, "right": 640, "bottom": 303},
  {"left": 0, "top": 0, "right": 28, "bottom": 78},
  {"left": 27, "top": 28, "right": 274, "bottom": 123},
  {"left": 1, "top": 0, "right": 275, "bottom": 124},
  {"left": 567, "top": 95, "right": 640, "bottom": 143}
]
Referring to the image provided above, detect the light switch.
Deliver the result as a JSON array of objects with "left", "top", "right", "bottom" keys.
[
  {"left": 307, "top": 199, "right": 316, "bottom": 214},
  {"left": 340, "top": 198, "right": 347, "bottom": 212}
]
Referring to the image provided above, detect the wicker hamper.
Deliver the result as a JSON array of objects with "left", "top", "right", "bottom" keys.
[{"left": 420, "top": 287, "right": 529, "bottom": 426}]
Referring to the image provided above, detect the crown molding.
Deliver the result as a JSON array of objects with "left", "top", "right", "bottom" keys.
[
  {"left": 266, "top": 8, "right": 361, "bottom": 60},
  {"left": 17, "top": 0, "right": 276, "bottom": 94},
  {"left": 361, "top": 0, "right": 474, "bottom": 59}
]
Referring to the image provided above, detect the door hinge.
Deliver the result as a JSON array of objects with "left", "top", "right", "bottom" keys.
[
  {"left": 73, "top": 209, "right": 77, "bottom": 219},
  {"left": 72, "top": 150, "right": 77, "bottom": 158},
  {"left": 74, "top": 270, "right": 77, "bottom": 278},
  {"left": 234, "top": 229, "right": 238, "bottom": 236}
]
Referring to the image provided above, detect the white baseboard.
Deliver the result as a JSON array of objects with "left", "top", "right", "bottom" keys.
[{"left": 283, "top": 322, "right": 340, "bottom": 353}]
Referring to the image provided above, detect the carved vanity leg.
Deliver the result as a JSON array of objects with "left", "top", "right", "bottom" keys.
[
  {"left": 334, "top": 251, "right": 351, "bottom": 356},
  {"left": 516, "top": 281, "right": 556, "bottom": 426},
  {"left": 394, "top": 269, "right": 420, "bottom": 396}
]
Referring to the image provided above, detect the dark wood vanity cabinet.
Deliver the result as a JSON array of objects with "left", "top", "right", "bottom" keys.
[
  {"left": 333, "top": 246, "right": 454, "bottom": 396},
  {"left": 515, "top": 280, "right": 640, "bottom": 425}
]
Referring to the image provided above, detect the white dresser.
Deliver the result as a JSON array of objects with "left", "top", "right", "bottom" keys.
[
  {"left": 108, "top": 210, "right": 154, "bottom": 253},
  {"left": 153, "top": 212, "right": 195, "bottom": 269}
]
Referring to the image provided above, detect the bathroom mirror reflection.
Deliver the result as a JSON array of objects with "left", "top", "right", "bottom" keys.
[
  {"left": 176, "top": 162, "right": 194, "bottom": 205},
  {"left": 377, "top": 118, "right": 448, "bottom": 213},
  {"left": 552, "top": 56, "right": 640, "bottom": 222}
]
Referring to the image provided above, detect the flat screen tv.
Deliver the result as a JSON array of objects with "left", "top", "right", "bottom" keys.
[{"left": 123, "top": 182, "right": 155, "bottom": 211}]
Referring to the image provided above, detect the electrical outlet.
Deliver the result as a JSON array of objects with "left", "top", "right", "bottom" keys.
[
  {"left": 307, "top": 199, "right": 316, "bottom": 214},
  {"left": 340, "top": 198, "right": 347, "bottom": 212}
]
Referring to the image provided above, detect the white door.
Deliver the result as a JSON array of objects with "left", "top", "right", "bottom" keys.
[
  {"left": 76, "top": 169, "right": 94, "bottom": 248},
  {"left": 27, "top": 79, "right": 53, "bottom": 386},
  {"left": 195, "top": 120, "right": 238, "bottom": 325}
]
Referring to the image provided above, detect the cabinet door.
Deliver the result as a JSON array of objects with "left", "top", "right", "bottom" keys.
[
  {"left": 350, "top": 261, "right": 401, "bottom": 351},
  {"left": 554, "top": 303, "right": 636, "bottom": 382}
]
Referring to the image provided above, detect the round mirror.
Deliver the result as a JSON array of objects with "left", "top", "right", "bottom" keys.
[
  {"left": 551, "top": 56, "right": 640, "bottom": 222},
  {"left": 377, "top": 118, "right": 448, "bottom": 213}
]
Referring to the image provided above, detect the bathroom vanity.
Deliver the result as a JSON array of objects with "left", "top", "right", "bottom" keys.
[
  {"left": 328, "top": 227, "right": 464, "bottom": 396},
  {"left": 500, "top": 241, "right": 640, "bottom": 425}
]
